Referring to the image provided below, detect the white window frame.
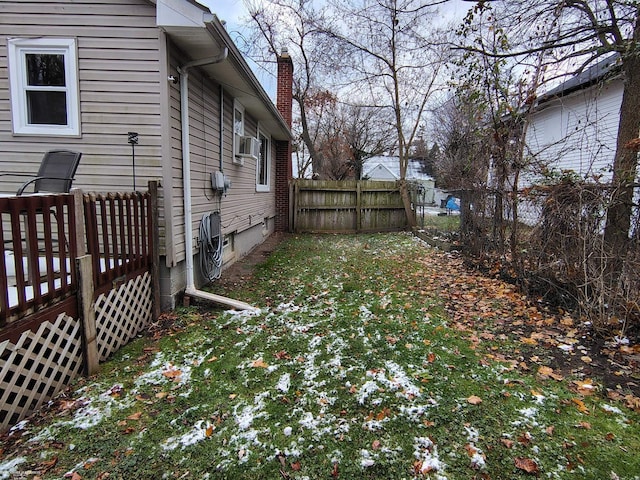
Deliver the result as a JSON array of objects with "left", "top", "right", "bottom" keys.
[
  {"left": 8, "top": 37, "right": 81, "bottom": 136},
  {"left": 256, "top": 126, "right": 271, "bottom": 192},
  {"left": 233, "top": 100, "right": 245, "bottom": 164}
]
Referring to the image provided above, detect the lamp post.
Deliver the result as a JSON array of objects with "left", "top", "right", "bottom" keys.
[{"left": 128, "top": 132, "right": 139, "bottom": 191}]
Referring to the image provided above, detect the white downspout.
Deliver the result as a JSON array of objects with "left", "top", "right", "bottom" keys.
[{"left": 178, "top": 49, "right": 257, "bottom": 312}]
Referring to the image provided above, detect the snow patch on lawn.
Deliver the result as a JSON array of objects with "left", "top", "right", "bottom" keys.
[
  {"left": 276, "top": 373, "right": 291, "bottom": 392},
  {"left": 163, "top": 420, "right": 214, "bottom": 451},
  {"left": 413, "top": 436, "right": 446, "bottom": 478},
  {"left": 30, "top": 384, "right": 133, "bottom": 441},
  {"left": 0, "top": 457, "right": 26, "bottom": 479}
]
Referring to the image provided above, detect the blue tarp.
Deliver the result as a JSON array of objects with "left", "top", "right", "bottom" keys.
[{"left": 446, "top": 197, "right": 460, "bottom": 211}]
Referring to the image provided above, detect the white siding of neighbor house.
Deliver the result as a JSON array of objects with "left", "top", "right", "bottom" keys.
[{"left": 526, "top": 77, "right": 623, "bottom": 180}]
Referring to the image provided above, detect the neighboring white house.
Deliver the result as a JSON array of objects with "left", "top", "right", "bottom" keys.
[
  {"left": 504, "top": 54, "right": 625, "bottom": 225},
  {"left": 362, "top": 155, "right": 438, "bottom": 205},
  {"left": 526, "top": 54, "right": 623, "bottom": 180}
]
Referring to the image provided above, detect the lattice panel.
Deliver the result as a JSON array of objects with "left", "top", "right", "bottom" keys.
[
  {"left": 95, "top": 272, "right": 152, "bottom": 361},
  {"left": 0, "top": 313, "right": 83, "bottom": 431}
]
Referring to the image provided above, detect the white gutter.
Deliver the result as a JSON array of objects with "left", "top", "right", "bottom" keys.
[{"left": 178, "top": 48, "right": 257, "bottom": 312}]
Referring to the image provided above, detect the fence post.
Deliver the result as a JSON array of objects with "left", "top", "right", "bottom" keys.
[
  {"left": 72, "top": 189, "right": 86, "bottom": 257},
  {"left": 356, "top": 181, "right": 362, "bottom": 233},
  {"left": 77, "top": 255, "right": 99, "bottom": 375},
  {"left": 148, "top": 180, "right": 161, "bottom": 320}
]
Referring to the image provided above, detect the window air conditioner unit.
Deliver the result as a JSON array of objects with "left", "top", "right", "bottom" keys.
[{"left": 235, "top": 135, "right": 260, "bottom": 162}]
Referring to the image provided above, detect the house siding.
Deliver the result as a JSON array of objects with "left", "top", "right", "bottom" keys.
[
  {"left": 1, "top": 0, "right": 290, "bottom": 310},
  {"left": 166, "top": 49, "right": 276, "bottom": 279},
  {"left": 0, "top": 0, "right": 168, "bottom": 253},
  {"left": 0, "top": 0, "right": 163, "bottom": 190},
  {"left": 526, "top": 78, "right": 623, "bottom": 179}
]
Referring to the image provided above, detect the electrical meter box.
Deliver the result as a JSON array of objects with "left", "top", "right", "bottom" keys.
[{"left": 211, "top": 171, "right": 230, "bottom": 194}]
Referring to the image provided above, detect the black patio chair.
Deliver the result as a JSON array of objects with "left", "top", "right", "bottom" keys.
[{"left": 16, "top": 150, "right": 82, "bottom": 196}]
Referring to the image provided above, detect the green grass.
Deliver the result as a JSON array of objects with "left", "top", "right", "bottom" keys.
[
  {"left": 1, "top": 233, "right": 638, "bottom": 479},
  {"left": 419, "top": 214, "right": 460, "bottom": 232}
]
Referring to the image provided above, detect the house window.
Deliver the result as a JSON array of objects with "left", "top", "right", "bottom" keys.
[
  {"left": 256, "top": 129, "right": 270, "bottom": 192},
  {"left": 8, "top": 38, "right": 80, "bottom": 136},
  {"left": 233, "top": 100, "right": 245, "bottom": 164},
  {"left": 233, "top": 102, "right": 245, "bottom": 136}
]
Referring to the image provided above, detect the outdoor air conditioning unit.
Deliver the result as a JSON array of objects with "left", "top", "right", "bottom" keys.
[{"left": 234, "top": 135, "right": 260, "bottom": 163}]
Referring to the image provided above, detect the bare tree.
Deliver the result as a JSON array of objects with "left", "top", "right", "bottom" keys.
[
  {"left": 459, "top": 0, "right": 640, "bottom": 253},
  {"left": 318, "top": 0, "right": 452, "bottom": 227},
  {"left": 245, "top": 0, "right": 338, "bottom": 175}
]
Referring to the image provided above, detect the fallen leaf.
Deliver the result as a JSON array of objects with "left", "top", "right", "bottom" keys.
[
  {"left": 572, "top": 379, "right": 596, "bottom": 395},
  {"left": 537, "top": 366, "right": 554, "bottom": 377},
  {"left": 205, "top": 424, "right": 214, "bottom": 437},
  {"left": 126, "top": 412, "right": 142, "bottom": 421},
  {"left": 467, "top": 395, "right": 482, "bottom": 405},
  {"left": 500, "top": 438, "right": 514, "bottom": 448},
  {"left": 251, "top": 359, "right": 269, "bottom": 368},
  {"left": 372, "top": 439, "right": 381, "bottom": 450},
  {"left": 291, "top": 461, "right": 302, "bottom": 471},
  {"left": 571, "top": 398, "right": 590, "bottom": 414},
  {"left": 427, "top": 352, "right": 436, "bottom": 363},
  {"left": 135, "top": 393, "right": 151, "bottom": 402},
  {"left": 38, "top": 457, "right": 58, "bottom": 474},
  {"left": 518, "top": 432, "right": 532, "bottom": 446},
  {"left": 162, "top": 368, "right": 182, "bottom": 380},
  {"left": 274, "top": 350, "right": 291, "bottom": 360},
  {"left": 625, "top": 394, "right": 640, "bottom": 411},
  {"left": 514, "top": 457, "right": 539, "bottom": 474}
]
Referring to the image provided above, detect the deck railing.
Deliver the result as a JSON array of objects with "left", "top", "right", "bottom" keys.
[
  {"left": 84, "top": 191, "right": 154, "bottom": 295},
  {"left": 0, "top": 183, "right": 159, "bottom": 431},
  {"left": 0, "top": 194, "right": 78, "bottom": 326}
]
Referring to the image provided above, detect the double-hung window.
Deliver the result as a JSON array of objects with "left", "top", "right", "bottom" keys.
[
  {"left": 8, "top": 38, "right": 80, "bottom": 136},
  {"left": 256, "top": 128, "right": 270, "bottom": 192}
]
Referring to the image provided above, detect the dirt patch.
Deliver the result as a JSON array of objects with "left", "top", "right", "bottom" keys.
[{"left": 214, "top": 232, "right": 287, "bottom": 289}]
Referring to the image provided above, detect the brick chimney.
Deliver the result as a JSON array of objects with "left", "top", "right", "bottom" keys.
[
  {"left": 275, "top": 47, "right": 294, "bottom": 232},
  {"left": 277, "top": 47, "right": 293, "bottom": 127}
]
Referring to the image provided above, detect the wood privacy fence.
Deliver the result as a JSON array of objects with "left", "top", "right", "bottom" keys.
[
  {"left": 0, "top": 183, "right": 158, "bottom": 431},
  {"left": 290, "top": 179, "right": 407, "bottom": 233}
]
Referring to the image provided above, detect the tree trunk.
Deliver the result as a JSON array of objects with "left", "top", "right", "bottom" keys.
[
  {"left": 399, "top": 179, "right": 417, "bottom": 229},
  {"left": 604, "top": 14, "right": 640, "bottom": 252},
  {"left": 294, "top": 93, "right": 323, "bottom": 176}
]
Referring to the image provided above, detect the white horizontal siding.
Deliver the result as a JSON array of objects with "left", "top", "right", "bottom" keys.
[{"left": 526, "top": 78, "right": 623, "bottom": 181}]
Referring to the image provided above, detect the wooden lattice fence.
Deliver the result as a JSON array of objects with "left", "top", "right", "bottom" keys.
[{"left": 0, "top": 183, "right": 158, "bottom": 431}]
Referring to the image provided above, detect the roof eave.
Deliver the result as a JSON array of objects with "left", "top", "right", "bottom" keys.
[{"left": 156, "top": 1, "right": 291, "bottom": 141}]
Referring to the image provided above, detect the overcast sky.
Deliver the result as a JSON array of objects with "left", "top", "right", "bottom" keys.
[{"left": 197, "top": 0, "right": 474, "bottom": 99}]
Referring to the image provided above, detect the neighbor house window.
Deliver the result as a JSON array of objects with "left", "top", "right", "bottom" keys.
[
  {"left": 256, "top": 129, "right": 270, "bottom": 192},
  {"left": 8, "top": 37, "right": 80, "bottom": 136}
]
